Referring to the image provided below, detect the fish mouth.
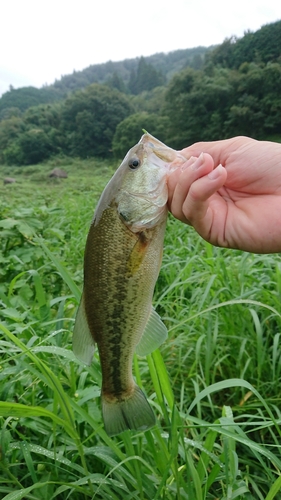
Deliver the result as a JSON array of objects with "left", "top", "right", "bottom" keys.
[
  {"left": 140, "top": 133, "right": 186, "bottom": 170},
  {"left": 145, "top": 142, "right": 176, "bottom": 165}
]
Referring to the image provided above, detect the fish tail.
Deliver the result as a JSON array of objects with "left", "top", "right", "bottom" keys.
[{"left": 102, "top": 385, "right": 156, "bottom": 437}]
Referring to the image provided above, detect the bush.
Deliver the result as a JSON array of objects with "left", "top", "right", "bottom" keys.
[{"left": 112, "top": 112, "right": 170, "bottom": 158}]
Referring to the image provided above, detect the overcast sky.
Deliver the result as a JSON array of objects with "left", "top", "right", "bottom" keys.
[{"left": 0, "top": 0, "right": 280, "bottom": 96}]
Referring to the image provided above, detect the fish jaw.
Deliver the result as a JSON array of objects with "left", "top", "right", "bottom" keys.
[
  {"left": 139, "top": 132, "right": 177, "bottom": 161},
  {"left": 140, "top": 132, "right": 187, "bottom": 174},
  {"left": 139, "top": 132, "right": 186, "bottom": 165}
]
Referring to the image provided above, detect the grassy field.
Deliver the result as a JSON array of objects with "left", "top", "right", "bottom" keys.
[{"left": 0, "top": 157, "right": 281, "bottom": 499}]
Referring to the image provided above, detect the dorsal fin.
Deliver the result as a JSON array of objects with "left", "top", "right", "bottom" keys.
[{"left": 72, "top": 293, "right": 95, "bottom": 365}]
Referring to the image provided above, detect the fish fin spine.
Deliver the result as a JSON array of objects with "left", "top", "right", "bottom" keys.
[{"left": 102, "top": 385, "right": 155, "bottom": 436}]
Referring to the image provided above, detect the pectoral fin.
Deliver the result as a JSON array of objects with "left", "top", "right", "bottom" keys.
[
  {"left": 135, "top": 307, "right": 168, "bottom": 356},
  {"left": 127, "top": 232, "right": 149, "bottom": 276},
  {"left": 72, "top": 293, "right": 95, "bottom": 365}
]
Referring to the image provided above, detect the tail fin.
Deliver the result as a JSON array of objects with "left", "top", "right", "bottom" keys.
[{"left": 102, "top": 385, "right": 155, "bottom": 436}]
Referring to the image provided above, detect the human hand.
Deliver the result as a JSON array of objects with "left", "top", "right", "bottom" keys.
[{"left": 168, "top": 136, "right": 281, "bottom": 253}]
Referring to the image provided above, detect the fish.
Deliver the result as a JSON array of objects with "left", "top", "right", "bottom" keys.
[{"left": 72, "top": 132, "right": 185, "bottom": 436}]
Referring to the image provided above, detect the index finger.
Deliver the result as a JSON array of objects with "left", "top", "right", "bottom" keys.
[{"left": 179, "top": 137, "right": 245, "bottom": 167}]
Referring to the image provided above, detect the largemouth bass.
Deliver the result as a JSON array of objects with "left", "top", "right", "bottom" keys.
[{"left": 73, "top": 132, "right": 185, "bottom": 436}]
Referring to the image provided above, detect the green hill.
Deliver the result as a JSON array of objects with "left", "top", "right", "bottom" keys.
[
  {"left": 0, "top": 19, "right": 280, "bottom": 165},
  {"left": 207, "top": 19, "right": 281, "bottom": 68},
  {"left": 0, "top": 46, "right": 211, "bottom": 118}
]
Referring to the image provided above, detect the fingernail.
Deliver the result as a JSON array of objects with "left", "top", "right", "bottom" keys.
[
  {"left": 208, "top": 164, "right": 223, "bottom": 180},
  {"left": 180, "top": 156, "right": 197, "bottom": 171},
  {"left": 191, "top": 152, "right": 204, "bottom": 170}
]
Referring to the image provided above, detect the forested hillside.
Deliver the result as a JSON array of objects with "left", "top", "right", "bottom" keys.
[
  {"left": 0, "top": 46, "right": 210, "bottom": 115},
  {"left": 0, "top": 20, "right": 280, "bottom": 165}
]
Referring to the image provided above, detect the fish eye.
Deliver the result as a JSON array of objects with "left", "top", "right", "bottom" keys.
[{"left": 128, "top": 157, "right": 140, "bottom": 170}]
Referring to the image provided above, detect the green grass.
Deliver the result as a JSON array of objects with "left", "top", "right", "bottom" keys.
[{"left": 0, "top": 158, "right": 281, "bottom": 499}]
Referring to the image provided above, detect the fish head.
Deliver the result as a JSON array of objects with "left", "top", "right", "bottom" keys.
[{"left": 114, "top": 133, "right": 184, "bottom": 232}]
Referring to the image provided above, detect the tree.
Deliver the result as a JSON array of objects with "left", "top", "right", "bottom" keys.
[
  {"left": 0, "top": 107, "right": 21, "bottom": 121},
  {"left": 206, "top": 37, "right": 238, "bottom": 68},
  {"left": 61, "top": 84, "right": 133, "bottom": 157},
  {"left": 191, "top": 53, "right": 203, "bottom": 70},
  {"left": 164, "top": 67, "right": 234, "bottom": 147},
  {"left": 128, "top": 68, "right": 138, "bottom": 94},
  {"left": 224, "top": 62, "right": 281, "bottom": 138},
  {"left": 112, "top": 112, "right": 169, "bottom": 158},
  {"left": 226, "top": 95, "right": 265, "bottom": 138},
  {"left": 0, "top": 86, "right": 61, "bottom": 115},
  {"left": 206, "top": 20, "right": 281, "bottom": 70},
  {"left": 130, "top": 86, "right": 166, "bottom": 114},
  {"left": 3, "top": 141, "right": 24, "bottom": 165},
  {"left": 0, "top": 116, "right": 25, "bottom": 163},
  {"left": 128, "top": 57, "right": 165, "bottom": 94},
  {"left": 106, "top": 72, "right": 127, "bottom": 93},
  {"left": 5, "top": 128, "right": 55, "bottom": 165}
]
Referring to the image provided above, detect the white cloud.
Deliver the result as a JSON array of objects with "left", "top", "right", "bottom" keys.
[{"left": 0, "top": 0, "right": 280, "bottom": 95}]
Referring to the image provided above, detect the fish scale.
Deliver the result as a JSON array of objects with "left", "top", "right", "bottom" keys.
[
  {"left": 72, "top": 132, "right": 185, "bottom": 436},
  {"left": 84, "top": 204, "right": 166, "bottom": 397}
]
